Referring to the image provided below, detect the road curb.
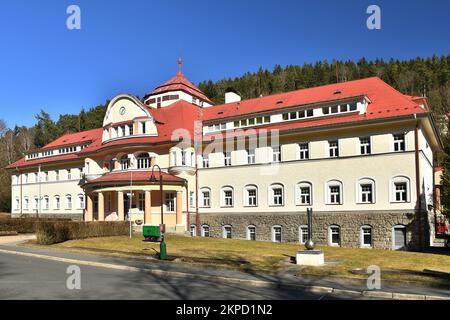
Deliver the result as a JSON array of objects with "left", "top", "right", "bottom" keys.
[{"left": 0, "top": 248, "right": 448, "bottom": 300}]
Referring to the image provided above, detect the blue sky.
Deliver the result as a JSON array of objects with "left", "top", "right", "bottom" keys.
[{"left": 0, "top": 0, "right": 449, "bottom": 128}]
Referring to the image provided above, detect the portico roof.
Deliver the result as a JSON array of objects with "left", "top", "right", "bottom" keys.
[{"left": 84, "top": 170, "right": 186, "bottom": 185}]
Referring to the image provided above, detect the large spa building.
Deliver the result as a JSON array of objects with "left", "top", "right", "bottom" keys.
[{"left": 7, "top": 60, "right": 444, "bottom": 250}]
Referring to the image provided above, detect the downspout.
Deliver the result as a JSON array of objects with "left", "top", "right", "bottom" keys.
[
  {"left": 185, "top": 180, "right": 189, "bottom": 232},
  {"left": 17, "top": 167, "right": 22, "bottom": 216},
  {"left": 414, "top": 119, "right": 423, "bottom": 251}
]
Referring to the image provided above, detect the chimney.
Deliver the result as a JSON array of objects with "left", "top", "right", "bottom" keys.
[{"left": 225, "top": 89, "right": 241, "bottom": 104}]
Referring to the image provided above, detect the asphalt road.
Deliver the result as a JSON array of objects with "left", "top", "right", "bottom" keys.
[{"left": 0, "top": 251, "right": 371, "bottom": 300}]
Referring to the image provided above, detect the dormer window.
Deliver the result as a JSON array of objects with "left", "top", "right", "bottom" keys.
[
  {"left": 128, "top": 124, "right": 134, "bottom": 136},
  {"left": 120, "top": 155, "right": 130, "bottom": 170}
]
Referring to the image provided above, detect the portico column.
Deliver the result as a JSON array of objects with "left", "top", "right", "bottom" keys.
[
  {"left": 118, "top": 191, "right": 124, "bottom": 221},
  {"left": 144, "top": 190, "right": 152, "bottom": 225},
  {"left": 176, "top": 191, "right": 183, "bottom": 225},
  {"left": 98, "top": 192, "right": 105, "bottom": 221},
  {"left": 85, "top": 194, "right": 93, "bottom": 222}
]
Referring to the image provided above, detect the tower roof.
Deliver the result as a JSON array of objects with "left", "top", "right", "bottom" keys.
[{"left": 143, "top": 57, "right": 213, "bottom": 104}]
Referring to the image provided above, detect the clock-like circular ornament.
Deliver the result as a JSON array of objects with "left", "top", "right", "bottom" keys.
[{"left": 119, "top": 106, "right": 126, "bottom": 115}]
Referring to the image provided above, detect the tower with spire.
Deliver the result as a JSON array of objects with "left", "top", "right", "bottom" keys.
[{"left": 143, "top": 57, "right": 213, "bottom": 109}]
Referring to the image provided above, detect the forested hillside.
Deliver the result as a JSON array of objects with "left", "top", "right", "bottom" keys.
[{"left": 0, "top": 55, "right": 449, "bottom": 213}]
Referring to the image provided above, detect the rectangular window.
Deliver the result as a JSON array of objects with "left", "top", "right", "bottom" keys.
[
  {"left": 55, "top": 170, "right": 60, "bottom": 181},
  {"left": 300, "top": 226, "right": 309, "bottom": 244},
  {"left": 248, "top": 226, "right": 256, "bottom": 241},
  {"left": 24, "top": 198, "right": 29, "bottom": 210},
  {"left": 247, "top": 189, "right": 257, "bottom": 206},
  {"left": 273, "top": 227, "right": 282, "bottom": 243},
  {"left": 202, "top": 191, "right": 210, "bottom": 207},
  {"left": 360, "top": 184, "right": 373, "bottom": 203},
  {"left": 395, "top": 182, "right": 407, "bottom": 202},
  {"left": 256, "top": 117, "right": 263, "bottom": 124},
  {"left": 330, "top": 226, "right": 340, "bottom": 245},
  {"left": 67, "top": 169, "right": 72, "bottom": 180},
  {"left": 128, "top": 124, "right": 134, "bottom": 136},
  {"left": 165, "top": 193, "right": 175, "bottom": 212},
  {"left": 181, "top": 150, "right": 186, "bottom": 166},
  {"left": 362, "top": 227, "right": 372, "bottom": 246},
  {"left": 202, "top": 155, "right": 209, "bottom": 168},
  {"left": 349, "top": 102, "right": 357, "bottom": 111},
  {"left": 264, "top": 116, "right": 270, "bottom": 123},
  {"left": 299, "top": 143, "right": 309, "bottom": 160},
  {"left": 306, "top": 109, "right": 313, "bottom": 117},
  {"left": 224, "top": 152, "right": 231, "bottom": 166},
  {"left": 329, "top": 140, "right": 339, "bottom": 157},
  {"left": 272, "top": 146, "right": 281, "bottom": 162},
  {"left": 247, "top": 149, "right": 255, "bottom": 164},
  {"left": 360, "top": 137, "right": 371, "bottom": 155},
  {"left": 393, "top": 134, "right": 406, "bottom": 152},
  {"left": 142, "top": 122, "right": 146, "bottom": 134},
  {"left": 224, "top": 226, "right": 232, "bottom": 239},
  {"left": 329, "top": 186, "right": 341, "bottom": 204},
  {"left": 298, "top": 110, "right": 305, "bottom": 118},
  {"left": 322, "top": 107, "right": 329, "bottom": 115},
  {"left": 224, "top": 190, "right": 233, "bottom": 206},
  {"left": 300, "top": 187, "right": 311, "bottom": 205},
  {"left": 331, "top": 105, "right": 339, "bottom": 114},
  {"left": 289, "top": 111, "right": 297, "bottom": 120},
  {"left": 273, "top": 188, "right": 283, "bottom": 205}
]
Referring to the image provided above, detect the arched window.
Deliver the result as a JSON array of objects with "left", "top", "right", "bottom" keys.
[
  {"left": 200, "top": 188, "right": 211, "bottom": 208},
  {"left": 120, "top": 155, "right": 130, "bottom": 170},
  {"left": 326, "top": 180, "right": 343, "bottom": 205},
  {"left": 137, "top": 153, "right": 150, "bottom": 169},
  {"left": 201, "top": 224, "right": 210, "bottom": 237},
  {"left": 299, "top": 225, "right": 309, "bottom": 244},
  {"left": 54, "top": 195, "right": 61, "bottom": 210},
  {"left": 43, "top": 196, "right": 49, "bottom": 210},
  {"left": 272, "top": 225, "right": 282, "bottom": 243},
  {"left": 247, "top": 225, "right": 256, "bottom": 240},
  {"left": 296, "top": 182, "right": 312, "bottom": 205},
  {"left": 328, "top": 225, "right": 341, "bottom": 246},
  {"left": 78, "top": 194, "right": 85, "bottom": 210},
  {"left": 357, "top": 178, "right": 375, "bottom": 204},
  {"left": 243, "top": 185, "right": 258, "bottom": 207},
  {"left": 24, "top": 197, "right": 29, "bottom": 210},
  {"left": 66, "top": 195, "right": 72, "bottom": 210},
  {"left": 15, "top": 197, "right": 20, "bottom": 210},
  {"left": 361, "top": 225, "right": 373, "bottom": 247},
  {"left": 390, "top": 176, "right": 411, "bottom": 203},
  {"left": 190, "top": 224, "right": 196, "bottom": 237},
  {"left": 269, "top": 183, "right": 284, "bottom": 206},
  {"left": 221, "top": 186, "right": 234, "bottom": 207},
  {"left": 223, "top": 225, "right": 232, "bottom": 239}
]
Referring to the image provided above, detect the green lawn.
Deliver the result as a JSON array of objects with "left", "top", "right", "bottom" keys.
[{"left": 44, "top": 234, "right": 450, "bottom": 286}]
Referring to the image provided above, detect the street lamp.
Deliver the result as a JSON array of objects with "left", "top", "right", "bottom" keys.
[{"left": 149, "top": 164, "right": 167, "bottom": 260}]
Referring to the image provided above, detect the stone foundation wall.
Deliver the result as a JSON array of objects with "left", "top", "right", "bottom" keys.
[{"left": 190, "top": 210, "right": 429, "bottom": 250}]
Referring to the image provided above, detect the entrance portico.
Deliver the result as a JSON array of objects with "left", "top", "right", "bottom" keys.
[{"left": 83, "top": 171, "right": 187, "bottom": 232}]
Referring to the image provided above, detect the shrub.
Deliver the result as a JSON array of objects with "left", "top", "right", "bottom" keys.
[
  {"left": 36, "top": 221, "right": 128, "bottom": 245},
  {"left": 0, "top": 217, "right": 70, "bottom": 234}
]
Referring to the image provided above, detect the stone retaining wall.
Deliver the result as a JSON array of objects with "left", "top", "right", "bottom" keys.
[{"left": 189, "top": 210, "right": 429, "bottom": 250}]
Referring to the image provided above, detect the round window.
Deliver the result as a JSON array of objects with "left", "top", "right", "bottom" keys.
[{"left": 119, "top": 106, "right": 126, "bottom": 115}]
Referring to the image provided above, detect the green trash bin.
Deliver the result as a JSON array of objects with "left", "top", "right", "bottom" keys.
[{"left": 143, "top": 225, "right": 161, "bottom": 242}]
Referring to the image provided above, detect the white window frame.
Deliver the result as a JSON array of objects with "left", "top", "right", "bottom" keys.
[
  {"left": 247, "top": 225, "right": 256, "bottom": 240},
  {"left": 272, "top": 225, "right": 282, "bottom": 243},
  {"left": 269, "top": 183, "right": 284, "bottom": 206},
  {"left": 221, "top": 186, "right": 234, "bottom": 207},
  {"left": 78, "top": 194, "right": 85, "bottom": 210},
  {"left": 200, "top": 188, "right": 211, "bottom": 208},
  {"left": 201, "top": 224, "right": 210, "bottom": 237},
  {"left": 296, "top": 182, "right": 312, "bottom": 205},
  {"left": 247, "top": 149, "right": 256, "bottom": 164},
  {"left": 392, "top": 225, "right": 407, "bottom": 250},
  {"left": 137, "top": 153, "right": 151, "bottom": 169},
  {"left": 138, "top": 193, "right": 145, "bottom": 212},
  {"left": 298, "top": 142, "right": 310, "bottom": 160},
  {"left": 189, "top": 191, "right": 195, "bottom": 208},
  {"left": 33, "top": 196, "right": 38, "bottom": 210},
  {"left": 329, "top": 225, "right": 341, "bottom": 246},
  {"left": 243, "top": 185, "right": 258, "bottom": 207},
  {"left": 361, "top": 225, "right": 373, "bottom": 248},
  {"left": 65, "top": 195, "right": 72, "bottom": 210},
  {"left": 325, "top": 180, "right": 343, "bottom": 205},
  {"left": 164, "top": 192, "right": 175, "bottom": 212},
  {"left": 328, "top": 140, "right": 339, "bottom": 158},
  {"left": 24, "top": 197, "right": 29, "bottom": 210},
  {"left": 15, "top": 197, "right": 20, "bottom": 210},
  {"left": 299, "top": 225, "right": 309, "bottom": 244},
  {"left": 202, "top": 154, "right": 209, "bottom": 168},
  {"left": 54, "top": 195, "right": 61, "bottom": 210},
  {"left": 356, "top": 178, "right": 375, "bottom": 204},
  {"left": 359, "top": 137, "right": 371, "bottom": 155},
  {"left": 224, "top": 152, "right": 231, "bottom": 166},
  {"left": 43, "top": 196, "right": 49, "bottom": 210},
  {"left": 222, "top": 225, "right": 232, "bottom": 239},
  {"left": 389, "top": 176, "right": 411, "bottom": 203},
  {"left": 190, "top": 224, "right": 196, "bottom": 237},
  {"left": 393, "top": 133, "right": 406, "bottom": 152},
  {"left": 272, "top": 146, "right": 281, "bottom": 163}
]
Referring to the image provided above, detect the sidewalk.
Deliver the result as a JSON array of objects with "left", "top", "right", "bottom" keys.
[{"left": 0, "top": 237, "right": 449, "bottom": 300}]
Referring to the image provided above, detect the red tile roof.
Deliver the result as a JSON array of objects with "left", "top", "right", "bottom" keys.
[
  {"left": 202, "top": 77, "right": 427, "bottom": 121},
  {"left": 85, "top": 170, "right": 185, "bottom": 185},
  {"left": 144, "top": 70, "right": 213, "bottom": 105}
]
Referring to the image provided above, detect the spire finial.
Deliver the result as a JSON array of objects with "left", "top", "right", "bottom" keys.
[{"left": 177, "top": 55, "right": 182, "bottom": 75}]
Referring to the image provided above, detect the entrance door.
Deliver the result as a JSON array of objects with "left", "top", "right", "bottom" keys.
[{"left": 393, "top": 226, "right": 406, "bottom": 250}]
